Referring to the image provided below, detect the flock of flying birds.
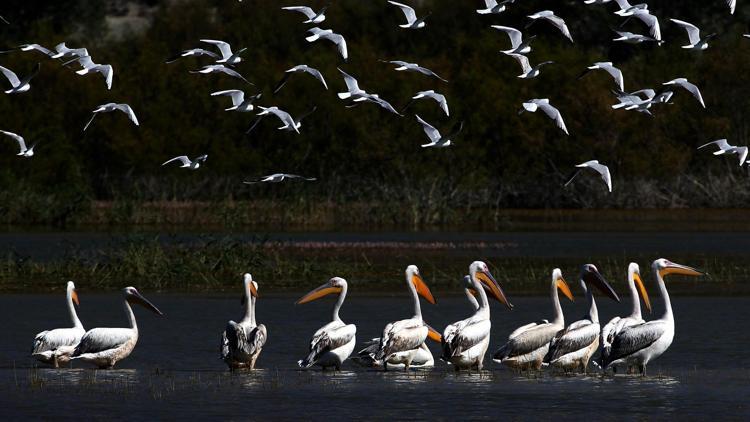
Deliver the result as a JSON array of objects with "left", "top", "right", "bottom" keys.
[{"left": 30, "top": 258, "right": 704, "bottom": 375}]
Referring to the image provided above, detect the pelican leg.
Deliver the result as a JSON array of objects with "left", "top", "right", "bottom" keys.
[{"left": 639, "top": 364, "right": 646, "bottom": 376}]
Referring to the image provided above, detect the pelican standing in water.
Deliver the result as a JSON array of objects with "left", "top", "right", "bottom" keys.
[
  {"left": 221, "top": 274, "right": 267, "bottom": 370},
  {"left": 601, "top": 259, "right": 703, "bottom": 375},
  {"left": 544, "top": 264, "right": 620, "bottom": 372},
  {"left": 599, "top": 262, "right": 651, "bottom": 372},
  {"left": 493, "top": 268, "right": 574, "bottom": 370},
  {"left": 373, "top": 265, "right": 441, "bottom": 370},
  {"left": 31, "top": 281, "right": 85, "bottom": 367},
  {"left": 296, "top": 277, "right": 356, "bottom": 370},
  {"left": 441, "top": 262, "right": 513, "bottom": 371},
  {"left": 71, "top": 287, "right": 162, "bottom": 369}
]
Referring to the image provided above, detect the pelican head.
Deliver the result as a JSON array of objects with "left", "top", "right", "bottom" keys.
[
  {"left": 628, "top": 262, "right": 651, "bottom": 312},
  {"left": 241, "top": 273, "right": 259, "bottom": 305},
  {"left": 653, "top": 258, "right": 704, "bottom": 279},
  {"left": 470, "top": 260, "right": 513, "bottom": 309},
  {"left": 67, "top": 280, "right": 80, "bottom": 306},
  {"left": 296, "top": 277, "right": 346, "bottom": 304},
  {"left": 124, "top": 287, "right": 163, "bottom": 315},
  {"left": 580, "top": 264, "right": 620, "bottom": 302},
  {"left": 406, "top": 265, "right": 436, "bottom": 304},
  {"left": 552, "top": 268, "right": 574, "bottom": 301}
]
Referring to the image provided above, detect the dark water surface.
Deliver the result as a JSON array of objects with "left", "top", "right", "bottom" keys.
[{"left": 1, "top": 294, "right": 748, "bottom": 419}]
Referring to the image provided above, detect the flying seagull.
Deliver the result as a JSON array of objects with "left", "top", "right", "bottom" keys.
[
  {"left": 211, "top": 90, "right": 261, "bottom": 112},
  {"left": 579, "top": 62, "right": 625, "bottom": 91},
  {"left": 0, "top": 44, "right": 54, "bottom": 57},
  {"left": 401, "top": 90, "right": 449, "bottom": 116},
  {"left": 669, "top": 19, "right": 714, "bottom": 50},
  {"left": 613, "top": 0, "right": 648, "bottom": 17},
  {"left": 663, "top": 78, "right": 705, "bottom": 108},
  {"left": 336, "top": 68, "right": 368, "bottom": 101},
  {"left": 247, "top": 106, "right": 317, "bottom": 134},
  {"left": 621, "top": 9, "right": 662, "bottom": 41},
  {"left": 83, "top": 103, "right": 139, "bottom": 131},
  {"left": 243, "top": 174, "right": 317, "bottom": 184},
  {"left": 519, "top": 98, "right": 568, "bottom": 135},
  {"left": 526, "top": 10, "right": 574, "bottom": 43},
  {"left": 272, "top": 64, "right": 328, "bottom": 94},
  {"left": 491, "top": 26, "right": 535, "bottom": 55},
  {"left": 190, "top": 65, "right": 253, "bottom": 85},
  {"left": 64, "top": 56, "right": 113, "bottom": 90},
  {"left": 246, "top": 106, "right": 306, "bottom": 134},
  {"left": 0, "top": 130, "right": 36, "bottom": 157},
  {"left": 306, "top": 28, "right": 348, "bottom": 61},
  {"left": 387, "top": 1, "right": 429, "bottom": 29},
  {"left": 200, "top": 39, "right": 245, "bottom": 65},
  {"left": 509, "top": 54, "right": 553, "bottom": 79},
  {"left": 381, "top": 60, "right": 448, "bottom": 82},
  {"left": 50, "top": 43, "right": 89, "bottom": 59},
  {"left": 281, "top": 5, "right": 328, "bottom": 24},
  {"left": 612, "top": 30, "right": 659, "bottom": 44},
  {"left": 477, "top": 0, "right": 514, "bottom": 15},
  {"left": 565, "top": 160, "right": 612, "bottom": 193},
  {"left": 0, "top": 63, "right": 40, "bottom": 94},
  {"left": 166, "top": 48, "right": 218, "bottom": 64},
  {"left": 416, "top": 115, "right": 463, "bottom": 148},
  {"left": 162, "top": 155, "right": 208, "bottom": 170},
  {"left": 727, "top": 0, "right": 737, "bottom": 14},
  {"left": 698, "top": 139, "right": 747, "bottom": 166},
  {"left": 345, "top": 93, "right": 402, "bottom": 115}
]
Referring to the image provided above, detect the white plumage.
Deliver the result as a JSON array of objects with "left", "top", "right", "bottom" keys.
[
  {"left": 697, "top": 139, "right": 748, "bottom": 166},
  {"left": 306, "top": 28, "right": 348, "bottom": 61},
  {"left": 31, "top": 281, "right": 85, "bottom": 367},
  {"left": 0, "top": 130, "right": 36, "bottom": 157},
  {"left": 520, "top": 98, "right": 568, "bottom": 135},
  {"left": 221, "top": 274, "right": 267, "bottom": 370},
  {"left": 83, "top": 103, "right": 139, "bottom": 131},
  {"left": 387, "top": 1, "right": 428, "bottom": 29}
]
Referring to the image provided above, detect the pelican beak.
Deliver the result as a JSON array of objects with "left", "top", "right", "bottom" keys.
[
  {"left": 583, "top": 267, "right": 620, "bottom": 302},
  {"left": 249, "top": 281, "right": 259, "bottom": 298},
  {"left": 633, "top": 272, "right": 651, "bottom": 313},
  {"left": 71, "top": 289, "right": 80, "bottom": 306},
  {"left": 129, "top": 291, "right": 163, "bottom": 316},
  {"left": 468, "top": 288, "right": 479, "bottom": 297},
  {"left": 476, "top": 269, "right": 513, "bottom": 310},
  {"left": 660, "top": 262, "right": 704, "bottom": 278},
  {"left": 425, "top": 323, "right": 442, "bottom": 343},
  {"left": 296, "top": 283, "right": 342, "bottom": 305},
  {"left": 556, "top": 276, "right": 574, "bottom": 302},
  {"left": 412, "top": 273, "right": 436, "bottom": 304}
]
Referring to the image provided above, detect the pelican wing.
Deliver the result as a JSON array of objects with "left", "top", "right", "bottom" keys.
[
  {"left": 376, "top": 318, "right": 427, "bottom": 359},
  {"left": 74, "top": 328, "right": 133, "bottom": 355},
  {"left": 546, "top": 321, "right": 599, "bottom": 363},
  {"left": 508, "top": 322, "right": 540, "bottom": 340},
  {"left": 32, "top": 328, "right": 82, "bottom": 354},
  {"left": 222, "top": 321, "right": 266, "bottom": 362},
  {"left": 299, "top": 322, "right": 356, "bottom": 367},
  {"left": 604, "top": 320, "right": 666, "bottom": 366},
  {"left": 494, "top": 323, "right": 559, "bottom": 360},
  {"left": 443, "top": 318, "right": 490, "bottom": 358}
]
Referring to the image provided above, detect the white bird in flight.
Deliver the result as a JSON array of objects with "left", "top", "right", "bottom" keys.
[
  {"left": 282, "top": 5, "right": 329, "bottom": 24},
  {"left": 613, "top": 0, "right": 648, "bottom": 17},
  {"left": 0, "top": 130, "right": 36, "bottom": 157},
  {"left": 727, "top": 0, "right": 737, "bottom": 14},
  {"left": 83, "top": 103, "right": 139, "bottom": 131},
  {"left": 662, "top": 78, "right": 705, "bottom": 108},
  {"left": 401, "top": 90, "right": 449, "bottom": 116},
  {"left": 477, "top": 0, "right": 514, "bottom": 15},
  {"left": 200, "top": 39, "right": 245, "bottom": 65},
  {"left": 416, "top": 115, "right": 463, "bottom": 148},
  {"left": 526, "top": 10, "right": 574, "bottom": 43},
  {"left": 1, "top": 43, "right": 54, "bottom": 57},
  {"left": 50, "top": 42, "right": 89, "bottom": 59},
  {"left": 669, "top": 19, "right": 714, "bottom": 50},
  {"left": 243, "top": 174, "right": 317, "bottom": 184},
  {"left": 519, "top": 99, "right": 568, "bottom": 135},
  {"left": 346, "top": 93, "right": 402, "bottom": 115},
  {"left": 273, "top": 64, "right": 328, "bottom": 94},
  {"left": 336, "top": 68, "right": 368, "bottom": 101},
  {"left": 492, "top": 25, "right": 535, "bottom": 55},
  {"left": 250, "top": 106, "right": 306, "bottom": 134},
  {"left": 622, "top": 9, "right": 662, "bottom": 42},
  {"left": 382, "top": 60, "right": 448, "bottom": 82},
  {"left": 579, "top": 62, "right": 625, "bottom": 91},
  {"left": 306, "top": 28, "right": 348, "bottom": 61},
  {"left": 211, "top": 90, "right": 261, "bottom": 112},
  {"left": 0, "top": 63, "right": 40, "bottom": 94},
  {"left": 190, "top": 64, "right": 253, "bottom": 85},
  {"left": 509, "top": 54, "right": 553, "bottom": 79},
  {"left": 565, "top": 160, "right": 613, "bottom": 192},
  {"left": 166, "top": 48, "right": 218, "bottom": 64},
  {"left": 698, "top": 139, "right": 748, "bottom": 166},
  {"left": 162, "top": 155, "right": 208, "bottom": 170},
  {"left": 612, "top": 30, "right": 658, "bottom": 44},
  {"left": 65, "top": 55, "right": 113, "bottom": 90},
  {"left": 387, "top": 1, "right": 429, "bottom": 29}
]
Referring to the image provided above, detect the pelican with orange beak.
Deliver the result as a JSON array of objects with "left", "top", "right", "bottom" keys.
[
  {"left": 296, "top": 277, "right": 357, "bottom": 370},
  {"left": 493, "top": 268, "right": 574, "bottom": 370},
  {"left": 221, "top": 273, "right": 267, "bottom": 370},
  {"left": 599, "top": 262, "right": 651, "bottom": 372},
  {"left": 544, "top": 264, "right": 621, "bottom": 372},
  {"left": 602, "top": 259, "right": 704, "bottom": 375},
  {"left": 373, "top": 265, "right": 441, "bottom": 370},
  {"left": 31, "top": 281, "right": 85, "bottom": 367},
  {"left": 441, "top": 261, "right": 513, "bottom": 371}
]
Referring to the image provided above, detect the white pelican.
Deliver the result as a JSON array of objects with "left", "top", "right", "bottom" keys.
[
  {"left": 544, "top": 264, "right": 621, "bottom": 372},
  {"left": 31, "top": 281, "right": 84, "bottom": 367},
  {"left": 387, "top": 1, "right": 429, "bottom": 29},
  {"left": 493, "top": 268, "right": 574, "bottom": 370},
  {"left": 401, "top": 90, "right": 449, "bottom": 116},
  {"left": 662, "top": 78, "right": 705, "bottom": 108},
  {"left": 526, "top": 10, "right": 574, "bottom": 43},
  {"left": 243, "top": 173, "right": 317, "bottom": 184},
  {"left": 599, "top": 262, "right": 651, "bottom": 372},
  {"left": 519, "top": 98, "right": 568, "bottom": 135},
  {"left": 477, "top": 0, "right": 514, "bottom": 15},
  {"left": 211, "top": 89, "right": 261, "bottom": 112},
  {"left": 612, "top": 30, "right": 659, "bottom": 44},
  {"left": 353, "top": 339, "right": 434, "bottom": 369},
  {"left": 65, "top": 56, "right": 113, "bottom": 90},
  {"left": 491, "top": 25, "right": 535, "bottom": 55},
  {"left": 190, "top": 64, "right": 253, "bottom": 85},
  {"left": 72, "top": 287, "right": 162, "bottom": 369},
  {"left": 441, "top": 261, "right": 512, "bottom": 371},
  {"left": 579, "top": 62, "right": 625, "bottom": 91},
  {"left": 282, "top": 5, "right": 328, "bottom": 24},
  {"left": 200, "top": 39, "right": 245, "bottom": 65},
  {"left": 697, "top": 139, "right": 747, "bottom": 166},
  {"left": 669, "top": 19, "right": 714, "bottom": 51},
  {"left": 509, "top": 54, "right": 553, "bottom": 79},
  {"left": 373, "top": 265, "right": 441, "bottom": 370},
  {"left": 601, "top": 259, "right": 704, "bottom": 375},
  {"left": 621, "top": 9, "right": 662, "bottom": 42},
  {"left": 166, "top": 48, "right": 218, "bottom": 64},
  {"left": 0, "top": 130, "right": 36, "bottom": 157},
  {"left": 296, "top": 277, "right": 357, "bottom": 370},
  {"left": 272, "top": 65, "right": 328, "bottom": 94},
  {"left": 162, "top": 154, "right": 208, "bottom": 170},
  {"left": 0, "top": 62, "right": 40, "bottom": 94},
  {"left": 306, "top": 28, "right": 348, "bottom": 61},
  {"left": 83, "top": 103, "right": 139, "bottom": 131},
  {"left": 416, "top": 115, "right": 463, "bottom": 148},
  {"left": 221, "top": 274, "right": 267, "bottom": 370},
  {"left": 382, "top": 60, "right": 448, "bottom": 82},
  {"left": 565, "top": 160, "right": 613, "bottom": 193}
]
